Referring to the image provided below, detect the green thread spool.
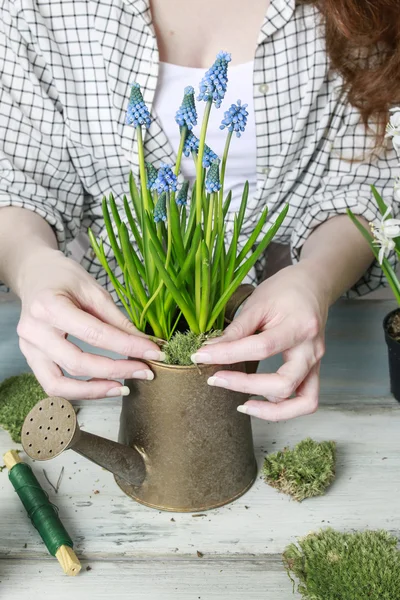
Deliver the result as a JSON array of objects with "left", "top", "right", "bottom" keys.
[{"left": 4, "top": 450, "right": 81, "bottom": 575}]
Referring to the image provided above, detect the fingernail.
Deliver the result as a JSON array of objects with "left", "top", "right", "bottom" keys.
[
  {"left": 202, "top": 337, "right": 224, "bottom": 346},
  {"left": 237, "top": 405, "right": 259, "bottom": 417},
  {"left": 207, "top": 376, "right": 229, "bottom": 387},
  {"left": 191, "top": 352, "right": 212, "bottom": 364},
  {"left": 143, "top": 350, "right": 166, "bottom": 361},
  {"left": 106, "top": 386, "right": 130, "bottom": 397},
  {"left": 132, "top": 370, "right": 154, "bottom": 381}
]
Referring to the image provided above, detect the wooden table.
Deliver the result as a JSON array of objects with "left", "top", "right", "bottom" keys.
[{"left": 1, "top": 298, "right": 399, "bottom": 599}]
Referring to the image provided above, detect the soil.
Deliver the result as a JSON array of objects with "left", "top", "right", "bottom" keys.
[{"left": 387, "top": 311, "right": 400, "bottom": 342}]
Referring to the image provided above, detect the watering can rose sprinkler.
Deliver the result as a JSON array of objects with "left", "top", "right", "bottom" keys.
[{"left": 21, "top": 52, "right": 288, "bottom": 512}]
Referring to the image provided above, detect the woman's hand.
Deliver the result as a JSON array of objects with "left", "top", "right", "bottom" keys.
[
  {"left": 191, "top": 263, "right": 328, "bottom": 421},
  {"left": 16, "top": 248, "right": 164, "bottom": 400}
]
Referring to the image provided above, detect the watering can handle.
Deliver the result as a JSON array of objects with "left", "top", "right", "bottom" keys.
[{"left": 224, "top": 284, "right": 255, "bottom": 324}]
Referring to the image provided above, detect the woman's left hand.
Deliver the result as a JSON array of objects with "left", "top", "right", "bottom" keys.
[{"left": 191, "top": 262, "right": 329, "bottom": 421}]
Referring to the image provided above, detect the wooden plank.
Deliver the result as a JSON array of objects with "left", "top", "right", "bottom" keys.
[
  {"left": 1, "top": 400, "right": 400, "bottom": 559},
  {"left": 0, "top": 558, "right": 294, "bottom": 600}
]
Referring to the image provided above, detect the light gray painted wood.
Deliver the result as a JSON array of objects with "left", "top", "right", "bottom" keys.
[
  {"left": 1, "top": 298, "right": 399, "bottom": 598},
  {"left": 0, "top": 558, "right": 293, "bottom": 600}
]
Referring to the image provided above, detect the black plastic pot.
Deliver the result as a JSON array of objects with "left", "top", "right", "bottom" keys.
[{"left": 383, "top": 308, "right": 400, "bottom": 402}]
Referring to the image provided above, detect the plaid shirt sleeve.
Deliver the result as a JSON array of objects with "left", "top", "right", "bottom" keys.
[
  {"left": 290, "top": 103, "right": 399, "bottom": 297},
  {"left": 0, "top": 4, "right": 84, "bottom": 253}
]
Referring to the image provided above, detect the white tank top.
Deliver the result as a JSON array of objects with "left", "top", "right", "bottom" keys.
[{"left": 153, "top": 61, "right": 257, "bottom": 212}]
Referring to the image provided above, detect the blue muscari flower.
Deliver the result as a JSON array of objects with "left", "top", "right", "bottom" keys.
[
  {"left": 220, "top": 100, "right": 249, "bottom": 138},
  {"left": 175, "top": 86, "right": 197, "bottom": 130},
  {"left": 149, "top": 162, "right": 178, "bottom": 194},
  {"left": 176, "top": 181, "right": 189, "bottom": 206},
  {"left": 182, "top": 131, "right": 219, "bottom": 168},
  {"left": 198, "top": 51, "right": 231, "bottom": 109},
  {"left": 205, "top": 160, "right": 221, "bottom": 194},
  {"left": 145, "top": 162, "right": 158, "bottom": 189},
  {"left": 154, "top": 192, "right": 167, "bottom": 223},
  {"left": 125, "top": 83, "right": 151, "bottom": 128}
]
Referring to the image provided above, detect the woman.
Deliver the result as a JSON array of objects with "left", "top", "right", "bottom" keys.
[{"left": 0, "top": 0, "right": 398, "bottom": 419}]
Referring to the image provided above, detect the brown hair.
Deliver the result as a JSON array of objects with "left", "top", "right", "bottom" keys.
[{"left": 300, "top": 0, "right": 400, "bottom": 144}]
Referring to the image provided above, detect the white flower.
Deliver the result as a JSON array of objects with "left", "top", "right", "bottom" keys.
[
  {"left": 370, "top": 206, "right": 400, "bottom": 264},
  {"left": 377, "top": 206, "right": 400, "bottom": 237},
  {"left": 373, "top": 230, "right": 396, "bottom": 265},
  {"left": 394, "top": 179, "right": 400, "bottom": 204},
  {"left": 386, "top": 108, "right": 400, "bottom": 149}
]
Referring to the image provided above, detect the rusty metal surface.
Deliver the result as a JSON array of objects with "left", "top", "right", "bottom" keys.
[
  {"left": 21, "top": 397, "right": 146, "bottom": 487},
  {"left": 117, "top": 360, "right": 257, "bottom": 512}
]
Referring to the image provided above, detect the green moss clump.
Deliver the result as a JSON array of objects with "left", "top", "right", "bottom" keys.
[
  {"left": 0, "top": 373, "right": 46, "bottom": 443},
  {"left": 262, "top": 438, "right": 336, "bottom": 502},
  {"left": 283, "top": 528, "right": 400, "bottom": 599},
  {"left": 164, "top": 330, "right": 222, "bottom": 366}
]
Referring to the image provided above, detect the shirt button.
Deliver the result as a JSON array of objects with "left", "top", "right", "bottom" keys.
[
  {"left": 258, "top": 83, "right": 269, "bottom": 94},
  {"left": 89, "top": 249, "right": 96, "bottom": 260},
  {"left": 262, "top": 167, "right": 271, "bottom": 175}
]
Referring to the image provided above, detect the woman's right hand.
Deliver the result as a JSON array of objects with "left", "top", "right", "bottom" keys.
[{"left": 15, "top": 247, "right": 164, "bottom": 400}]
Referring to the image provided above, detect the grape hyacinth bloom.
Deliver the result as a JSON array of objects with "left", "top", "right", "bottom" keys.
[
  {"left": 205, "top": 160, "right": 221, "bottom": 194},
  {"left": 125, "top": 83, "right": 151, "bottom": 128},
  {"left": 198, "top": 51, "right": 231, "bottom": 108},
  {"left": 220, "top": 100, "right": 249, "bottom": 138},
  {"left": 154, "top": 192, "right": 167, "bottom": 223},
  {"left": 176, "top": 181, "right": 189, "bottom": 206},
  {"left": 145, "top": 162, "right": 158, "bottom": 190},
  {"left": 183, "top": 132, "right": 219, "bottom": 167},
  {"left": 175, "top": 86, "right": 197, "bottom": 130},
  {"left": 150, "top": 162, "right": 178, "bottom": 194}
]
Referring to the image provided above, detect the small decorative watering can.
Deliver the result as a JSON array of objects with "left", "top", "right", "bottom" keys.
[{"left": 21, "top": 285, "right": 258, "bottom": 512}]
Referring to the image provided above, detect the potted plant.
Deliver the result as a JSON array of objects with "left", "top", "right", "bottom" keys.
[
  {"left": 85, "top": 51, "right": 288, "bottom": 511},
  {"left": 348, "top": 109, "right": 400, "bottom": 401}
]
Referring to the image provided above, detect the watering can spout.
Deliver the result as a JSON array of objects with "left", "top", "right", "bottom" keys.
[{"left": 21, "top": 397, "right": 146, "bottom": 487}]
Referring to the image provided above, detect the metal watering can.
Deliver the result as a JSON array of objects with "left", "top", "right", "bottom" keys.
[{"left": 21, "top": 286, "right": 258, "bottom": 512}]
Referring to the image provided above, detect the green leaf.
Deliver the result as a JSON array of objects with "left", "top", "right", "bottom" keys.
[
  {"left": 129, "top": 171, "right": 142, "bottom": 222},
  {"left": 235, "top": 206, "right": 269, "bottom": 267},
  {"left": 222, "top": 190, "right": 232, "bottom": 219},
  {"left": 347, "top": 209, "right": 400, "bottom": 303},
  {"left": 123, "top": 195, "right": 143, "bottom": 256},
  {"left": 225, "top": 215, "right": 239, "bottom": 287},
  {"left": 210, "top": 227, "right": 226, "bottom": 290},
  {"left": 149, "top": 240, "right": 200, "bottom": 333},
  {"left": 88, "top": 229, "right": 138, "bottom": 326},
  {"left": 119, "top": 223, "right": 146, "bottom": 303},
  {"left": 371, "top": 185, "right": 388, "bottom": 217},
  {"left": 183, "top": 183, "right": 197, "bottom": 248},
  {"left": 199, "top": 241, "right": 210, "bottom": 332},
  {"left": 109, "top": 193, "right": 122, "bottom": 229},
  {"left": 207, "top": 204, "right": 289, "bottom": 330},
  {"left": 236, "top": 181, "right": 249, "bottom": 233},
  {"left": 168, "top": 194, "right": 186, "bottom": 267},
  {"left": 102, "top": 197, "right": 124, "bottom": 271}
]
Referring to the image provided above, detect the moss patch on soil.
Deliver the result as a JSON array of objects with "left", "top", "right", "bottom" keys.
[
  {"left": 0, "top": 373, "right": 46, "bottom": 442},
  {"left": 387, "top": 311, "right": 400, "bottom": 342},
  {"left": 262, "top": 438, "right": 336, "bottom": 502},
  {"left": 283, "top": 528, "right": 400, "bottom": 600},
  {"left": 164, "top": 330, "right": 222, "bottom": 366}
]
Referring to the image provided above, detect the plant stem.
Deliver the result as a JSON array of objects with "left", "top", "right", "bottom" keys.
[
  {"left": 174, "top": 126, "right": 187, "bottom": 178},
  {"left": 196, "top": 100, "right": 212, "bottom": 224},
  {"left": 136, "top": 126, "right": 150, "bottom": 212},
  {"left": 219, "top": 130, "right": 232, "bottom": 209},
  {"left": 195, "top": 100, "right": 212, "bottom": 322}
]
